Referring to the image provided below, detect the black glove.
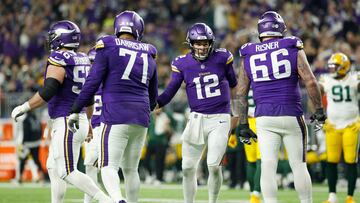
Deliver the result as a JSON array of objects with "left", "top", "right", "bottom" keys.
[
  {"left": 310, "top": 108, "right": 327, "bottom": 132},
  {"left": 310, "top": 108, "right": 327, "bottom": 124},
  {"left": 236, "top": 123, "right": 257, "bottom": 145}
]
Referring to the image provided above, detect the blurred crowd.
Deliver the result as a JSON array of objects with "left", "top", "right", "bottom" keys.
[
  {"left": 1, "top": 0, "right": 360, "bottom": 96},
  {"left": 1, "top": 0, "right": 360, "bottom": 187}
]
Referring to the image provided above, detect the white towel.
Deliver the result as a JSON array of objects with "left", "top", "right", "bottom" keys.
[{"left": 182, "top": 112, "right": 205, "bottom": 145}]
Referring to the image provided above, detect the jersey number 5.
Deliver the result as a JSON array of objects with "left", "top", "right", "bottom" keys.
[{"left": 72, "top": 65, "right": 90, "bottom": 94}]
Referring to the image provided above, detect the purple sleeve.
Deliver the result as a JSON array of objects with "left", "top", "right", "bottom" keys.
[
  {"left": 72, "top": 49, "right": 108, "bottom": 113},
  {"left": 157, "top": 71, "right": 183, "bottom": 107},
  {"left": 149, "top": 67, "right": 158, "bottom": 111},
  {"left": 226, "top": 62, "right": 238, "bottom": 88}
]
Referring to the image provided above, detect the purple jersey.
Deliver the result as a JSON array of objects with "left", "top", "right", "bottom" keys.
[
  {"left": 91, "top": 87, "right": 102, "bottom": 128},
  {"left": 46, "top": 50, "right": 90, "bottom": 119},
  {"left": 157, "top": 48, "right": 237, "bottom": 114},
  {"left": 74, "top": 35, "right": 158, "bottom": 127},
  {"left": 240, "top": 37, "right": 304, "bottom": 117}
]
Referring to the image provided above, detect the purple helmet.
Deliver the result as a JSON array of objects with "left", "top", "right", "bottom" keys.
[
  {"left": 186, "top": 23, "right": 215, "bottom": 60},
  {"left": 87, "top": 47, "right": 96, "bottom": 63},
  {"left": 258, "top": 11, "right": 286, "bottom": 38},
  {"left": 114, "top": 10, "right": 144, "bottom": 41},
  {"left": 48, "top": 20, "right": 81, "bottom": 51}
]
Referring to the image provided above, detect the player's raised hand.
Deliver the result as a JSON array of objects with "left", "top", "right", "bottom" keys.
[
  {"left": 68, "top": 113, "right": 79, "bottom": 133},
  {"left": 11, "top": 102, "right": 31, "bottom": 122},
  {"left": 236, "top": 123, "right": 257, "bottom": 145},
  {"left": 310, "top": 108, "right": 327, "bottom": 132}
]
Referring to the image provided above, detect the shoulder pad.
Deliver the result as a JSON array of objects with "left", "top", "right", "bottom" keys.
[
  {"left": 48, "top": 51, "right": 69, "bottom": 66},
  {"left": 171, "top": 55, "right": 187, "bottom": 73},
  {"left": 284, "top": 36, "right": 303, "bottom": 49},
  {"left": 215, "top": 48, "right": 234, "bottom": 64},
  {"left": 148, "top": 44, "right": 157, "bottom": 59},
  {"left": 239, "top": 43, "right": 252, "bottom": 57},
  {"left": 95, "top": 35, "right": 117, "bottom": 50}
]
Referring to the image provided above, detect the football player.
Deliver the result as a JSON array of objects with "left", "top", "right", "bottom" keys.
[
  {"left": 83, "top": 47, "right": 102, "bottom": 203},
  {"left": 67, "top": 11, "right": 158, "bottom": 203},
  {"left": 235, "top": 11, "right": 326, "bottom": 203},
  {"left": 156, "top": 23, "right": 238, "bottom": 203},
  {"left": 11, "top": 21, "right": 112, "bottom": 203},
  {"left": 319, "top": 53, "right": 358, "bottom": 203}
]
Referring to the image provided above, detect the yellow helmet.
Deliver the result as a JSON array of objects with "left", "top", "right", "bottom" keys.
[{"left": 327, "top": 52, "right": 351, "bottom": 77}]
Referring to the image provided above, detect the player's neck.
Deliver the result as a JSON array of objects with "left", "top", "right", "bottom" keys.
[
  {"left": 261, "top": 37, "right": 280, "bottom": 42},
  {"left": 59, "top": 47, "right": 72, "bottom": 51},
  {"left": 119, "top": 33, "right": 136, "bottom": 40}
]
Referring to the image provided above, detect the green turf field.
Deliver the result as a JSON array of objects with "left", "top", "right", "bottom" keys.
[{"left": 0, "top": 183, "right": 358, "bottom": 203}]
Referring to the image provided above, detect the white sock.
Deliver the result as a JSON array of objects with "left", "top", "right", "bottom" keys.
[
  {"left": 101, "top": 166, "right": 124, "bottom": 202},
  {"left": 123, "top": 168, "right": 140, "bottom": 203},
  {"left": 290, "top": 162, "right": 312, "bottom": 203},
  {"left": 48, "top": 168, "right": 67, "bottom": 203},
  {"left": 260, "top": 160, "right": 278, "bottom": 203},
  {"left": 207, "top": 166, "right": 222, "bottom": 203},
  {"left": 84, "top": 165, "right": 99, "bottom": 203},
  {"left": 183, "top": 168, "right": 197, "bottom": 203},
  {"left": 65, "top": 170, "right": 110, "bottom": 202},
  {"left": 328, "top": 192, "right": 337, "bottom": 202},
  {"left": 252, "top": 191, "right": 261, "bottom": 197}
]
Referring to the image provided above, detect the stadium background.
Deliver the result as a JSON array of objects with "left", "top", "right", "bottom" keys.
[{"left": 0, "top": 0, "right": 360, "bottom": 202}]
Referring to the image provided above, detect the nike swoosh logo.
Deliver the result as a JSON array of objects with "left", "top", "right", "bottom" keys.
[{"left": 219, "top": 121, "right": 227, "bottom": 123}]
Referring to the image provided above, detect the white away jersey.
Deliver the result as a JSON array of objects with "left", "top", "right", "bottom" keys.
[{"left": 319, "top": 72, "right": 359, "bottom": 129}]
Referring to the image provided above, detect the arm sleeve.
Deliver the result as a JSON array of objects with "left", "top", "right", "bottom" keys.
[
  {"left": 157, "top": 70, "right": 183, "bottom": 108},
  {"left": 225, "top": 62, "right": 238, "bottom": 88},
  {"left": 72, "top": 49, "right": 108, "bottom": 113},
  {"left": 149, "top": 66, "right": 158, "bottom": 111}
]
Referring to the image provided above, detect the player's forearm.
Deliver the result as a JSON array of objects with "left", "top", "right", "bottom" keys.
[
  {"left": 235, "top": 94, "right": 249, "bottom": 124},
  {"left": 305, "top": 79, "right": 323, "bottom": 109},
  {"left": 73, "top": 73, "right": 103, "bottom": 113},
  {"left": 157, "top": 89, "right": 176, "bottom": 108},
  {"left": 157, "top": 77, "right": 182, "bottom": 107},
  {"left": 28, "top": 92, "right": 46, "bottom": 110},
  {"left": 86, "top": 105, "right": 93, "bottom": 120},
  {"left": 149, "top": 74, "right": 159, "bottom": 111}
]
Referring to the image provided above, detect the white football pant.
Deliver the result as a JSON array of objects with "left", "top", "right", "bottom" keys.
[
  {"left": 256, "top": 116, "right": 312, "bottom": 203},
  {"left": 50, "top": 114, "right": 111, "bottom": 203},
  {"left": 182, "top": 113, "right": 231, "bottom": 203},
  {"left": 84, "top": 125, "right": 101, "bottom": 203},
  {"left": 98, "top": 123, "right": 147, "bottom": 203}
]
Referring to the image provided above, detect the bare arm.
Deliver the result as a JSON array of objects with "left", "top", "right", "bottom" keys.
[
  {"left": 297, "top": 50, "right": 323, "bottom": 109},
  {"left": 86, "top": 105, "right": 93, "bottom": 120},
  {"left": 28, "top": 65, "right": 65, "bottom": 110},
  {"left": 84, "top": 104, "right": 94, "bottom": 142},
  {"left": 319, "top": 83, "right": 325, "bottom": 96},
  {"left": 234, "top": 57, "right": 250, "bottom": 124}
]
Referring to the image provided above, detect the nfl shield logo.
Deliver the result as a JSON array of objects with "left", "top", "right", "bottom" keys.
[{"left": 200, "top": 64, "right": 205, "bottom": 69}]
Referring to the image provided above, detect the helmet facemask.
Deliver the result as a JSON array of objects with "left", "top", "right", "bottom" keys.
[
  {"left": 328, "top": 63, "right": 349, "bottom": 78},
  {"left": 190, "top": 40, "right": 213, "bottom": 61},
  {"left": 327, "top": 53, "right": 351, "bottom": 78}
]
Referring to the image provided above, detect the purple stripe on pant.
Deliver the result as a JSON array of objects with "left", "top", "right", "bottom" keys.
[
  {"left": 296, "top": 116, "right": 307, "bottom": 162},
  {"left": 63, "top": 117, "right": 74, "bottom": 174},
  {"left": 102, "top": 124, "right": 111, "bottom": 167}
]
